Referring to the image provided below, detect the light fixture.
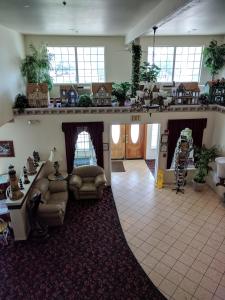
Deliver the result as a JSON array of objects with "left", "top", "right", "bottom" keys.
[
  {"left": 49, "top": 147, "right": 62, "bottom": 177},
  {"left": 152, "top": 25, "right": 158, "bottom": 65},
  {"left": 215, "top": 157, "right": 225, "bottom": 187}
]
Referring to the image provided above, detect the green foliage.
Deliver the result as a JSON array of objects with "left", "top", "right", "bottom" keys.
[
  {"left": 21, "top": 44, "right": 53, "bottom": 90},
  {"left": 203, "top": 40, "right": 225, "bottom": 80},
  {"left": 131, "top": 43, "right": 142, "bottom": 97},
  {"left": 78, "top": 94, "right": 92, "bottom": 107},
  {"left": 140, "top": 62, "right": 160, "bottom": 83},
  {"left": 14, "top": 94, "right": 29, "bottom": 113},
  {"left": 112, "top": 82, "right": 131, "bottom": 105},
  {"left": 193, "top": 145, "right": 218, "bottom": 183}
]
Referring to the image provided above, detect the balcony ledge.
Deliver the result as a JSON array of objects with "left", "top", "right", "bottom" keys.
[{"left": 12, "top": 104, "right": 225, "bottom": 116}]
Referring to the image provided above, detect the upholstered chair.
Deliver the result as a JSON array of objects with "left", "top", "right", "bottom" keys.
[
  {"left": 69, "top": 165, "right": 107, "bottom": 200},
  {"left": 30, "top": 178, "right": 68, "bottom": 226}
]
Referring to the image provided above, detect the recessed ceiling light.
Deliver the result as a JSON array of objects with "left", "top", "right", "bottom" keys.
[{"left": 24, "top": 4, "right": 30, "bottom": 8}]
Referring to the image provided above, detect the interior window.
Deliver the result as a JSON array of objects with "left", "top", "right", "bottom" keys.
[
  {"left": 148, "top": 46, "right": 202, "bottom": 82},
  {"left": 74, "top": 131, "right": 97, "bottom": 166},
  {"left": 131, "top": 124, "right": 139, "bottom": 144},
  {"left": 112, "top": 125, "right": 120, "bottom": 144},
  {"left": 47, "top": 46, "right": 105, "bottom": 84}
]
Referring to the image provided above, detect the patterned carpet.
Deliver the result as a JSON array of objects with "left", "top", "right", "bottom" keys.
[{"left": 0, "top": 188, "right": 166, "bottom": 300}]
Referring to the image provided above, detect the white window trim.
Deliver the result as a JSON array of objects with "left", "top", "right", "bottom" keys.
[
  {"left": 48, "top": 46, "right": 106, "bottom": 84},
  {"left": 148, "top": 46, "right": 203, "bottom": 83}
]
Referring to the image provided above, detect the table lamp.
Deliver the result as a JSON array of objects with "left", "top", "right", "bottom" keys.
[{"left": 49, "top": 147, "right": 61, "bottom": 177}]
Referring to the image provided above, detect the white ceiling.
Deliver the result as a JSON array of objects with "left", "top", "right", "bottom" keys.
[
  {"left": 0, "top": 0, "right": 159, "bottom": 35},
  {"left": 0, "top": 0, "right": 224, "bottom": 37},
  {"left": 154, "top": 0, "right": 225, "bottom": 36}
]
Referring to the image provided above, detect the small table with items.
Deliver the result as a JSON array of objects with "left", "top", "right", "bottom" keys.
[
  {"left": 48, "top": 172, "right": 68, "bottom": 181},
  {"left": 5, "top": 162, "right": 44, "bottom": 241}
]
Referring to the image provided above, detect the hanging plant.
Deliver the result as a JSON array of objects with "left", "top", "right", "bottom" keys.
[
  {"left": 131, "top": 42, "right": 142, "bottom": 97},
  {"left": 203, "top": 40, "right": 225, "bottom": 80},
  {"left": 21, "top": 44, "right": 53, "bottom": 90}
]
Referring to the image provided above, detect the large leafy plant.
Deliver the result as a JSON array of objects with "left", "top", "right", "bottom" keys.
[
  {"left": 140, "top": 62, "right": 160, "bottom": 83},
  {"left": 193, "top": 145, "right": 218, "bottom": 183},
  {"left": 21, "top": 44, "right": 53, "bottom": 90},
  {"left": 112, "top": 82, "right": 131, "bottom": 105},
  {"left": 131, "top": 42, "right": 142, "bottom": 97},
  {"left": 203, "top": 40, "right": 225, "bottom": 80}
]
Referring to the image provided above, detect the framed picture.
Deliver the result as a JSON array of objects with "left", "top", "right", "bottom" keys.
[
  {"left": 0, "top": 141, "right": 15, "bottom": 157},
  {"left": 103, "top": 143, "right": 109, "bottom": 151},
  {"left": 161, "top": 134, "right": 168, "bottom": 143}
]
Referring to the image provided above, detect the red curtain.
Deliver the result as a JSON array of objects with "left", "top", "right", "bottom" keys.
[
  {"left": 167, "top": 118, "right": 207, "bottom": 169},
  {"left": 62, "top": 122, "right": 104, "bottom": 173}
]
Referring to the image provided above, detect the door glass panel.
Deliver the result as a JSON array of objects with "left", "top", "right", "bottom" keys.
[
  {"left": 131, "top": 124, "right": 139, "bottom": 144},
  {"left": 112, "top": 125, "right": 120, "bottom": 144}
]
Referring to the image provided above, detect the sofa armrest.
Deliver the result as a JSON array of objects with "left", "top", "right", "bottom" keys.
[
  {"left": 49, "top": 180, "right": 67, "bottom": 193},
  {"left": 69, "top": 175, "right": 82, "bottom": 188},
  {"left": 95, "top": 174, "right": 107, "bottom": 187},
  {"left": 38, "top": 204, "right": 64, "bottom": 214}
]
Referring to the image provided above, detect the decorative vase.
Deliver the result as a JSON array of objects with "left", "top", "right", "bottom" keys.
[{"left": 144, "top": 99, "right": 150, "bottom": 106}]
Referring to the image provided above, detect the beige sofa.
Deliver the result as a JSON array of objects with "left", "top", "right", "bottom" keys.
[
  {"left": 29, "top": 161, "right": 68, "bottom": 226},
  {"left": 69, "top": 165, "right": 107, "bottom": 200}
]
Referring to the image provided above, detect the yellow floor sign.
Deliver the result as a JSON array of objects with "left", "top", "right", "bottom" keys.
[{"left": 156, "top": 169, "right": 164, "bottom": 189}]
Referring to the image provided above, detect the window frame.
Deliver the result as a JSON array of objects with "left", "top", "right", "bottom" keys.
[
  {"left": 47, "top": 46, "right": 106, "bottom": 84},
  {"left": 150, "top": 124, "right": 159, "bottom": 150},
  {"left": 147, "top": 46, "right": 203, "bottom": 83}
]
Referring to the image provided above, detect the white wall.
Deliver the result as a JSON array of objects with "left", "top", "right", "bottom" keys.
[
  {"left": 23, "top": 34, "right": 225, "bottom": 99},
  {"left": 0, "top": 110, "right": 215, "bottom": 185},
  {"left": 140, "top": 35, "right": 225, "bottom": 83},
  {"left": 0, "top": 25, "right": 25, "bottom": 126},
  {"left": 24, "top": 35, "right": 132, "bottom": 85},
  {"left": 207, "top": 112, "right": 225, "bottom": 198}
]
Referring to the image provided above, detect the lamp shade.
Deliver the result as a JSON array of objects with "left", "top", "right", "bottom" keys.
[
  {"left": 215, "top": 157, "right": 225, "bottom": 178},
  {"left": 48, "top": 147, "right": 61, "bottom": 163}
]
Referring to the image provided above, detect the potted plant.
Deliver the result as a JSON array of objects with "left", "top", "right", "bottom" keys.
[
  {"left": 112, "top": 82, "right": 131, "bottom": 106},
  {"left": 193, "top": 145, "right": 218, "bottom": 191},
  {"left": 140, "top": 62, "right": 161, "bottom": 86},
  {"left": 203, "top": 40, "right": 225, "bottom": 80},
  {"left": 14, "top": 94, "right": 29, "bottom": 113},
  {"left": 78, "top": 94, "right": 92, "bottom": 107},
  {"left": 21, "top": 44, "right": 53, "bottom": 90}
]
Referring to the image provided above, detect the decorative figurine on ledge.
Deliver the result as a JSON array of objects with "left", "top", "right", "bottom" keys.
[
  {"left": 27, "top": 157, "right": 37, "bottom": 175},
  {"left": 23, "top": 166, "right": 30, "bottom": 184},
  {"left": 33, "top": 151, "right": 40, "bottom": 167},
  {"left": 7, "top": 165, "right": 24, "bottom": 200}
]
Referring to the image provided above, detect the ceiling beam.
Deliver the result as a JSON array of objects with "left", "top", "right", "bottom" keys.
[{"left": 125, "top": 0, "right": 197, "bottom": 44}]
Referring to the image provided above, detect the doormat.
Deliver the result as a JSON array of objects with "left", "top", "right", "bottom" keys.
[{"left": 111, "top": 160, "right": 125, "bottom": 172}]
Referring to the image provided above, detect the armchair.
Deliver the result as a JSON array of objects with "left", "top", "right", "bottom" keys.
[
  {"left": 30, "top": 178, "right": 68, "bottom": 226},
  {"left": 69, "top": 165, "right": 107, "bottom": 200}
]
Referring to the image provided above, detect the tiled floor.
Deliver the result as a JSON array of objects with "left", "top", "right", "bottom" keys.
[{"left": 111, "top": 160, "right": 225, "bottom": 300}]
